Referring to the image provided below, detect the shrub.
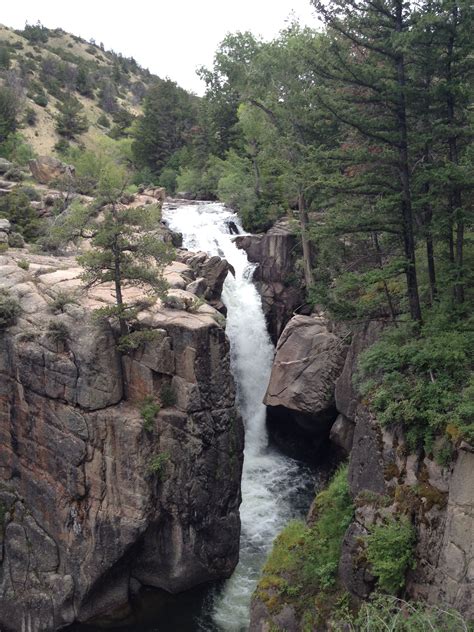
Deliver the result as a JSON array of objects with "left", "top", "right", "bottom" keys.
[
  {"left": 357, "top": 310, "right": 474, "bottom": 450},
  {"left": 19, "top": 186, "right": 41, "bottom": 202},
  {"left": 117, "top": 329, "right": 162, "bottom": 353},
  {"left": 257, "top": 465, "right": 354, "bottom": 617},
  {"left": 148, "top": 452, "right": 169, "bottom": 479},
  {"left": 17, "top": 258, "right": 29, "bottom": 270},
  {"left": 4, "top": 167, "right": 24, "bottom": 182},
  {"left": 160, "top": 383, "right": 176, "bottom": 408},
  {"left": 33, "top": 93, "right": 48, "bottom": 108},
  {"left": 97, "top": 113, "right": 110, "bottom": 128},
  {"left": 55, "top": 97, "right": 89, "bottom": 139},
  {"left": 8, "top": 231, "right": 24, "bottom": 248},
  {"left": 50, "top": 291, "right": 77, "bottom": 314},
  {"left": 365, "top": 516, "right": 416, "bottom": 594},
  {"left": 0, "top": 290, "right": 21, "bottom": 329},
  {"left": 47, "top": 320, "right": 70, "bottom": 344},
  {"left": 140, "top": 396, "right": 161, "bottom": 432},
  {"left": 0, "top": 189, "right": 41, "bottom": 242},
  {"left": 336, "top": 594, "right": 470, "bottom": 632},
  {"left": 24, "top": 107, "right": 37, "bottom": 127}
]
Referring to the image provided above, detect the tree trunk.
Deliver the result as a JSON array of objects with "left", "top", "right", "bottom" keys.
[
  {"left": 298, "top": 191, "right": 314, "bottom": 288},
  {"left": 446, "top": 1, "right": 464, "bottom": 304},
  {"left": 395, "top": 1, "right": 422, "bottom": 323},
  {"left": 373, "top": 232, "right": 397, "bottom": 322},
  {"left": 111, "top": 207, "right": 128, "bottom": 338}
]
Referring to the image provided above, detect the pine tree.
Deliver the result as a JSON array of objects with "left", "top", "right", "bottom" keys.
[
  {"left": 55, "top": 96, "right": 89, "bottom": 139},
  {"left": 311, "top": 0, "right": 423, "bottom": 322}
]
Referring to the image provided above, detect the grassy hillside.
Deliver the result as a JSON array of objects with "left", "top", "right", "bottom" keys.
[{"left": 0, "top": 21, "right": 156, "bottom": 156}]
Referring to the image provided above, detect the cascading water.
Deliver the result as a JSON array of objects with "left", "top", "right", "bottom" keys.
[{"left": 163, "top": 201, "right": 315, "bottom": 631}]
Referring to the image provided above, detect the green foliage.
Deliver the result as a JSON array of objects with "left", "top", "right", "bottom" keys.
[
  {"left": 0, "top": 47, "right": 11, "bottom": 70},
  {"left": 47, "top": 320, "right": 70, "bottom": 344},
  {"left": 257, "top": 465, "right": 354, "bottom": 617},
  {"left": 365, "top": 517, "right": 416, "bottom": 594},
  {"left": 160, "top": 383, "right": 176, "bottom": 408},
  {"left": 21, "top": 21, "right": 50, "bottom": 44},
  {"left": 0, "top": 133, "right": 36, "bottom": 166},
  {"left": 132, "top": 79, "right": 197, "bottom": 176},
  {"left": 0, "top": 289, "right": 21, "bottom": 329},
  {"left": 24, "top": 107, "right": 37, "bottom": 127},
  {"left": 50, "top": 291, "right": 77, "bottom": 314},
  {"left": 302, "top": 465, "right": 355, "bottom": 589},
  {"left": 0, "top": 86, "right": 19, "bottom": 143},
  {"left": 97, "top": 113, "right": 110, "bottom": 128},
  {"left": 17, "top": 258, "right": 29, "bottom": 270},
  {"left": 0, "top": 188, "right": 42, "bottom": 242},
  {"left": 140, "top": 396, "right": 161, "bottom": 432},
  {"left": 148, "top": 452, "right": 169, "bottom": 479},
  {"left": 8, "top": 232, "right": 24, "bottom": 248},
  {"left": 117, "top": 328, "right": 162, "bottom": 353},
  {"left": 335, "top": 594, "right": 471, "bottom": 631},
  {"left": 55, "top": 96, "right": 89, "bottom": 139},
  {"left": 357, "top": 309, "right": 474, "bottom": 449}
]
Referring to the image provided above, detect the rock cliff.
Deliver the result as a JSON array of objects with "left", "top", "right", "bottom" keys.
[
  {"left": 0, "top": 250, "right": 244, "bottom": 631},
  {"left": 234, "top": 220, "right": 305, "bottom": 344},
  {"left": 251, "top": 318, "right": 473, "bottom": 629},
  {"left": 335, "top": 323, "right": 474, "bottom": 618}
]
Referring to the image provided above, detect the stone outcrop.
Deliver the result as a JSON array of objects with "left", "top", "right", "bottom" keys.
[
  {"left": 29, "top": 156, "right": 75, "bottom": 184},
  {"left": 235, "top": 220, "right": 305, "bottom": 344},
  {"left": 333, "top": 322, "right": 474, "bottom": 619},
  {"left": 252, "top": 316, "right": 473, "bottom": 628},
  {"left": 0, "top": 251, "right": 243, "bottom": 631},
  {"left": 264, "top": 315, "right": 347, "bottom": 455}
]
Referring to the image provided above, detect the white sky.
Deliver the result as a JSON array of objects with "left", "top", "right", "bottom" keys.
[{"left": 1, "top": 1, "right": 321, "bottom": 94}]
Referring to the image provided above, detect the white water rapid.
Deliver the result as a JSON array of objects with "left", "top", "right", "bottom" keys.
[{"left": 163, "top": 201, "right": 314, "bottom": 632}]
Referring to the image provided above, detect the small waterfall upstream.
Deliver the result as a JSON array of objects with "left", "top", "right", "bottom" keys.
[{"left": 163, "top": 201, "right": 315, "bottom": 631}]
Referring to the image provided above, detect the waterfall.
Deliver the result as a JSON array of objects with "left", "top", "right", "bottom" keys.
[{"left": 163, "top": 201, "right": 313, "bottom": 631}]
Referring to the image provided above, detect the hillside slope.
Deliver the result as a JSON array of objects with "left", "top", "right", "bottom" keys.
[{"left": 0, "top": 21, "right": 157, "bottom": 156}]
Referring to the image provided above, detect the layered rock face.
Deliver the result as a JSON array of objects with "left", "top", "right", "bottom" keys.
[
  {"left": 235, "top": 220, "right": 305, "bottom": 344},
  {"left": 0, "top": 251, "right": 243, "bottom": 631},
  {"left": 335, "top": 323, "right": 474, "bottom": 619}
]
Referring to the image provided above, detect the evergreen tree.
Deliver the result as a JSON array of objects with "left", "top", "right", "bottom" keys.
[
  {"left": 132, "top": 80, "right": 197, "bottom": 176},
  {"left": 311, "top": 0, "right": 424, "bottom": 322},
  {"left": 55, "top": 96, "right": 89, "bottom": 139},
  {"left": 51, "top": 162, "right": 172, "bottom": 339}
]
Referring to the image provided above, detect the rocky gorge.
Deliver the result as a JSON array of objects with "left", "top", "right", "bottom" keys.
[
  {"left": 0, "top": 240, "right": 243, "bottom": 631},
  {"left": 236, "top": 229, "right": 474, "bottom": 630},
  {"left": 0, "top": 199, "right": 472, "bottom": 631}
]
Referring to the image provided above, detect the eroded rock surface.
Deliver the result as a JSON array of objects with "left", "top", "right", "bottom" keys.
[
  {"left": 0, "top": 251, "right": 243, "bottom": 631},
  {"left": 235, "top": 220, "right": 305, "bottom": 343},
  {"left": 264, "top": 315, "right": 347, "bottom": 455}
]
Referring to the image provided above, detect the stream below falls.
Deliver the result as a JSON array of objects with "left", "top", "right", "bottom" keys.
[{"left": 73, "top": 201, "right": 328, "bottom": 632}]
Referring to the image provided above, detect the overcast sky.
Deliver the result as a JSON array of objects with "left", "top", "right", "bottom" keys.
[{"left": 1, "top": 1, "right": 321, "bottom": 94}]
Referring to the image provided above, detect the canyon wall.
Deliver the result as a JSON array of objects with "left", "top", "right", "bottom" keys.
[{"left": 0, "top": 250, "right": 244, "bottom": 631}]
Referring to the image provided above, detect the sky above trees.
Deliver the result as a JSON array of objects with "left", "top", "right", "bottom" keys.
[{"left": 1, "top": 0, "right": 321, "bottom": 94}]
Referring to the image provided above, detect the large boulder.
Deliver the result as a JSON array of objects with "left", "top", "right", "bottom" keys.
[
  {"left": 29, "top": 156, "right": 75, "bottom": 184},
  {"left": 264, "top": 315, "right": 347, "bottom": 455},
  {"left": 264, "top": 315, "right": 347, "bottom": 416}
]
